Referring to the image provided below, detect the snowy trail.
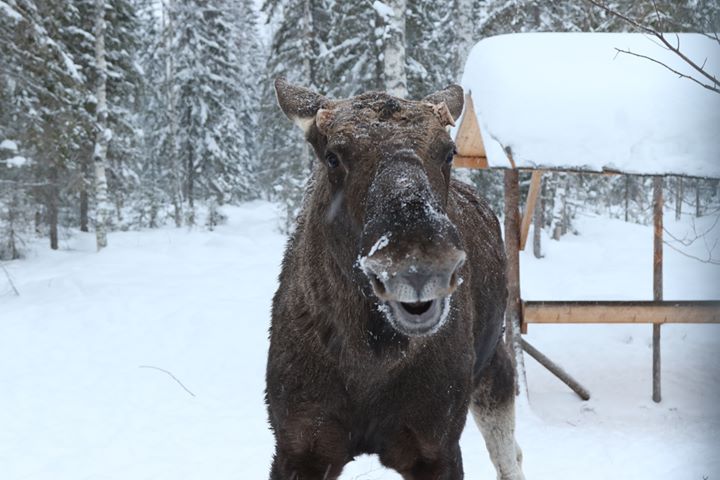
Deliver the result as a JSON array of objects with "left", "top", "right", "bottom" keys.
[{"left": 0, "top": 201, "right": 718, "bottom": 479}]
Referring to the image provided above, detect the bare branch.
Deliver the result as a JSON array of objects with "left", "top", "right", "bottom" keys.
[
  {"left": 614, "top": 48, "right": 720, "bottom": 94},
  {"left": 1, "top": 262, "right": 20, "bottom": 296},
  {"left": 663, "top": 239, "right": 720, "bottom": 265},
  {"left": 586, "top": 0, "right": 720, "bottom": 93},
  {"left": 139, "top": 365, "right": 196, "bottom": 397}
]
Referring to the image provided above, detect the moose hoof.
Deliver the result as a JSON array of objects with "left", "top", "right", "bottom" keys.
[{"left": 499, "top": 474, "right": 526, "bottom": 480}]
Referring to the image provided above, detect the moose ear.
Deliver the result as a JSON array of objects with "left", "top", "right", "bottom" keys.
[
  {"left": 274, "top": 77, "right": 327, "bottom": 134},
  {"left": 423, "top": 84, "right": 464, "bottom": 122}
]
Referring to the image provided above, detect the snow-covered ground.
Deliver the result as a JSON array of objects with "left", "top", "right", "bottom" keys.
[{"left": 1, "top": 201, "right": 718, "bottom": 479}]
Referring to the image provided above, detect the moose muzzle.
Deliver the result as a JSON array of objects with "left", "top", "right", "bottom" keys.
[{"left": 359, "top": 150, "right": 466, "bottom": 336}]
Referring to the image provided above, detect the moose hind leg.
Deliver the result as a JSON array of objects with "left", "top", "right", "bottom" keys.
[{"left": 470, "top": 345, "right": 525, "bottom": 480}]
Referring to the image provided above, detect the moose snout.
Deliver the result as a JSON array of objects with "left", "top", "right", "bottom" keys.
[
  {"left": 363, "top": 248, "right": 466, "bottom": 303},
  {"left": 362, "top": 247, "right": 465, "bottom": 336}
]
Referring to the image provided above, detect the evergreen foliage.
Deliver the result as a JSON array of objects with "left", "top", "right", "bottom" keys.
[{"left": 1, "top": 0, "right": 718, "bottom": 256}]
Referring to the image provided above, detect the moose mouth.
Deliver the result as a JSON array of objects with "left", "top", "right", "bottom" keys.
[{"left": 385, "top": 297, "right": 450, "bottom": 336}]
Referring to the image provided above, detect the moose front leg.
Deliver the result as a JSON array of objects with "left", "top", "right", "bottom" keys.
[
  {"left": 270, "top": 453, "right": 344, "bottom": 480},
  {"left": 470, "top": 345, "right": 525, "bottom": 480},
  {"left": 379, "top": 434, "right": 464, "bottom": 480},
  {"left": 269, "top": 410, "right": 351, "bottom": 480}
]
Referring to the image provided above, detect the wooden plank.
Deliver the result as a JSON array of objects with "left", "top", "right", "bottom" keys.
[
  {"left": 454, "top": 93, "right": 486, "bottom": 159},
  {"left": 453, "top": 155, "right": 488, "bottom": 169},
  {"left": 521, "top": 338, "right": 590, "bottom": 401},
  {"left": 522, "top": 302, "right": 720, "bottom": 325},
  {"left": 520, "top": 170, "right": 543, "bottom": 251},
  {"left": 653, "top": 176, "right": 663, "bottom": 403}
]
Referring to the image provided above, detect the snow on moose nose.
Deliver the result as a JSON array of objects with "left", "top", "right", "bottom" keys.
[{"left": 361, "top": 239, "right": 466, "bottom": 336}]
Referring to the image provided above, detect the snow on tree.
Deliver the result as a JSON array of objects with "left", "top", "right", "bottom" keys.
[
  {"left": 374, "top": 0, "right": 408, "bottom": 97},
  {"left": 0, "top": 0, "right": 89, "bottom": 250},
  {"left": 170, "top": 0, "right": 259, "bottom": 225},
  {"left": 406, "top": 0, "right": 459, "bottom": 98},
  {"left": 259, "top": 0, "right": 322, "bottom": 230}
]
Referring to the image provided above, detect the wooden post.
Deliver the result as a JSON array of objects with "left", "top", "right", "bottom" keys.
[
  {"left": 521, "top": 338, "right": 590, "bottom": 401},
  {"left": 653, "top": 176, "right": 663, "bottom": 403},
  {"left": 520, "top": 170, "right": 543, "bottom": 251},
  {"left": 533, "top": 180, "right": 544, "bottom": 259},
  {"left": 504, "top": 169, "right": 528, "bottom": 397}
]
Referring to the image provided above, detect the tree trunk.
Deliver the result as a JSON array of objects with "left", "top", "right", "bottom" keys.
[
  {"left": 186, "top": 142, "right": 195, "bottom": 226},
  {"left": 551, "top": 173, "right": 565, "bottom": 240},
  {"left": 675, "top": 176, "right": 682, "bottom": 221},
  {"left": 696, "top": 179, "right": 701, "bottom": 217},
  {"left": 80, "top": 157, "right": 89, "bottom": 232},
  {"left": 378, "top": 0, "right": 408, "bottom": 98},
  {"left": 93, "top": 0, "right": 111, "bottom": 250},
  {"left": 561, "top": 175, "right": 570, "bottom": 235},
  {"left": 624, "top": 175, "right": 630, "bottom": 222},
  {"left": 165, "top": 0, "right": 183, "bottom": 228},
  {"left": 455, "top": 0, "right": 475, "bottom": 80},
  {"left": 49, "top": 168, "right": 59, "bottom": 251},
  {"left": 533, "top": 178, "right": 544, "bottom": 258}
]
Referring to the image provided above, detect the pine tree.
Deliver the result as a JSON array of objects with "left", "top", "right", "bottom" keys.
[
  {"left": 406, "top": 0, "right": 459, "bottom": 98},
  {"left": 1, "top": 0, "right": 88, "bottom": 250},
  {"left": 259, "top": 0, "right": 322, "bottom": 230},
  {"left": 136, "top": 0, "right": 184, "bottom": 227},
  {"left": 319, "top": 1, "right": 379, "bottom": 97},
  {"left": 171, "top": 0, "right": 258, "bottom": 225}
]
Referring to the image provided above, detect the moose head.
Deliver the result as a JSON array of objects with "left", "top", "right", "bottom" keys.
[{"left": 275, "top": 78, "right": 466, "bottom": 336}]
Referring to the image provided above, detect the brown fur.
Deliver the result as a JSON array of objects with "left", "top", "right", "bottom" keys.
[{"left": 266, "top": 79, "right": 517, "bottom": 480}]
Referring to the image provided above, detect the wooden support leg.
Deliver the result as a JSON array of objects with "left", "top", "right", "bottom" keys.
[
  {"left": 504, "top": 169, "right": 528, "bottom": 399},
  {"left": 653, "top": 323, "right": 661, "bottom": 402},
  {"left": 521, "top": 338, "right": 591, "bottom": 401},
  {"left": 652, "top": 176, "right": 663, "bottom": 403}
]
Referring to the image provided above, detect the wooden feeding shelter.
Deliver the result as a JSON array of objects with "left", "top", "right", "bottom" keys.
[{"left": 453, "top": 33, "right": 720, "bottom": 402}]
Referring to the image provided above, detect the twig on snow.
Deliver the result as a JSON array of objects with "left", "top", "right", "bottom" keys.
[
  {"left": 139, "top": 365, "right": 196, "bottom": 397},
  {"left": 1, "top": 262, "right": 20, "bottom": 296}
]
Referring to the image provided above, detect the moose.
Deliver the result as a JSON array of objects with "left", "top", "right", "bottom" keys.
[{"left": 266, "top": 78, "right": 526, "bottom": 480}]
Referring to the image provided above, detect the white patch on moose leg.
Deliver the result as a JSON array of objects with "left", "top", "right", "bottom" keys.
[{"left": 470, "top": 396, "right": 526, "bottom": 480}]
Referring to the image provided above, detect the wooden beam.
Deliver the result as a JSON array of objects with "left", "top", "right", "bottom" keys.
[
  {"left": 522, "top": 301, "right": 720, "bottom": 325},
  {"left": 454, "top": 93, "right": 486, "bottom": 159},
  {"left": 521, "top": 338, "right": 590, "bottom": 401},
  {"left": 520, "top": 170, "right": 543, "bottom": 251},
  {"left": 453, "top": 155, "right": 488, "bottom": 169},
  {"left": 653, "top": 176, "right": 663, "bottom": 403}
]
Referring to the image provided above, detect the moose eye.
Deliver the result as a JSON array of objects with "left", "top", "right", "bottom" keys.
[
  {"left": 446, "top": 148, "right": 457, "bottom": 164},
  {"left": 325, "top": 151, "right": 340, "bottom": 168}
]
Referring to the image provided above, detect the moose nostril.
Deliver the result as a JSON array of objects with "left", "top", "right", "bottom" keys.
[{"left": 369, "top": 273, "right": 387, "bottom": 297}]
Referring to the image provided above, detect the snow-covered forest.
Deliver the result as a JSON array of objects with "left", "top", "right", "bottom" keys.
[{"left": 1, "top": 0, "right": 720, "bottom": 257}]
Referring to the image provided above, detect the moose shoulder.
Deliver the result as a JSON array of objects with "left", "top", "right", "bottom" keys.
[{"left": 266, "top": 78, "right": 526, "bottom": 480}]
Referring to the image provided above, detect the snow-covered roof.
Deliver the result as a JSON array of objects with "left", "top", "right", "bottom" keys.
[{"left": 458, "top": 33, "right": 720, "bottom": 178}]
